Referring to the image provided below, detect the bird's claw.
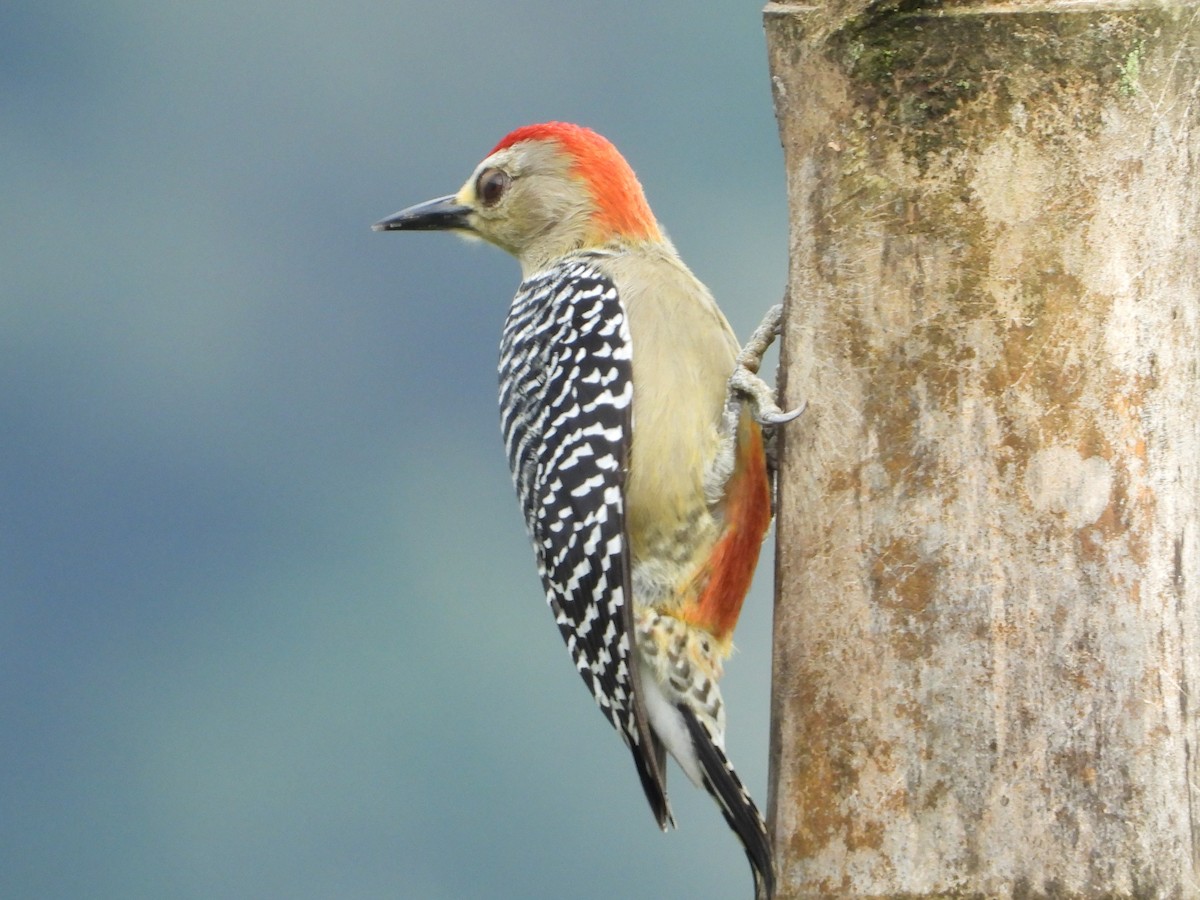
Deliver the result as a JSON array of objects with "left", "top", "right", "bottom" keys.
[
  {"left": 758, "top": 398, "right": 807, "bottom": 426},
  {"left": 726, "top": 305, "right": 804, "bottom": 428}
]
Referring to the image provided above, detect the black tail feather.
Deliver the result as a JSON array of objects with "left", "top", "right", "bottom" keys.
[
  {"left": 679, "top": 705, "right": 775, "bottom": 900},
  {"left": 629, "top": 731, "right": 674, "bottom": 830}
]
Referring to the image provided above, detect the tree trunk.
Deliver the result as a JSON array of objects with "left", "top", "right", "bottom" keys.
[{"left": 764, "top": 1, "right": 1200, "bottom": 896}]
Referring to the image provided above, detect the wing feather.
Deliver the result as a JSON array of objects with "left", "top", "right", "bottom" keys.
[{"left": 498, "top": 256, "right": 670, "bottom": 824}]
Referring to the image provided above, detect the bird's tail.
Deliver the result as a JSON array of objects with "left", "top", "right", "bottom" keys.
[
  {"left": 628, "top": 730, "right": 675, "bottom": 831},
  {"left": 679, "top": 704, "right": 775, "bottom": 900}
]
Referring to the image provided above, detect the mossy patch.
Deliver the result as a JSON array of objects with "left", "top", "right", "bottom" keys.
[{"left": 828, "top": 7, "right": 1164, "bottom": 164}]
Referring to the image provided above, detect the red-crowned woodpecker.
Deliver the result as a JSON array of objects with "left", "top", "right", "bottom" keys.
[{"left": 374, "top": 122, "right": 799, "bottom": 900}]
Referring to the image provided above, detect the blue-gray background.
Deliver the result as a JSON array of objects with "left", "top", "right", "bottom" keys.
[{"left": 2, "top": 4, "right": 788, "bottom": 898}]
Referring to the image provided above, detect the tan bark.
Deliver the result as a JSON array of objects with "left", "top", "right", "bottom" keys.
[{"left": 764, "top": 1, "right": 1200, "bottom": 896}]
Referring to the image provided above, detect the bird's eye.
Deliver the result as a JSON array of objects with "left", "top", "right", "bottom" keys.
[{"left": 477, "top": 168, "right": 511, "bottom": 207}]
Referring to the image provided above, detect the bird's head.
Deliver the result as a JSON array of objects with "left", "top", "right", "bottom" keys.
[{"left": 374, "top": 122, "right": 662, "bottom": 273}]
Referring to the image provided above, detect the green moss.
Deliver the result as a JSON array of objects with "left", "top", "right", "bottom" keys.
[
  {"left": 827, "top": 7, "right": 1165, "bottom": 164},
  {"left": 1119, "top": 38, "right": 1145, "bottom": 96}
]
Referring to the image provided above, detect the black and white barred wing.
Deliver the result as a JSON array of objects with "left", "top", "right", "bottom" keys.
[
  {"left": 498, "top": 261, "right": 634, "bottom": 721},
  {"left": 498, "top": 259, "right": 671, "bottom": 826}
]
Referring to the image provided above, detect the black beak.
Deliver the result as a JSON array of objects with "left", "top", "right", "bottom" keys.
[{"left": 372, "top": 195, "right": 472, "bottom": 232}]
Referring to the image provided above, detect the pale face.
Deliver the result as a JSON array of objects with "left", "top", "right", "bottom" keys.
[{"left": 452, "top": 141, "right": 597, "bottom": 271}]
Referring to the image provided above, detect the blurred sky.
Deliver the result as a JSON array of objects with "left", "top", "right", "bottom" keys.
[{"left": 1, "top": 3, "right": 789, "bottom": 898}]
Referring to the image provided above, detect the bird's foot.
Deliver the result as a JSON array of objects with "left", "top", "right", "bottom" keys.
[{"left": 727, "top": 304, "right": 805, "bottom": 426}]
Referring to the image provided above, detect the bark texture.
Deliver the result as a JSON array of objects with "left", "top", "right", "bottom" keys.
[{"left": 765, "top": 1, "right": 1200, "bottom": 896}]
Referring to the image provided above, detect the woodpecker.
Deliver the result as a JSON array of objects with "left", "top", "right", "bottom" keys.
[{"left": 374, "top": 122, "right": 799, "bottom": 900}]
